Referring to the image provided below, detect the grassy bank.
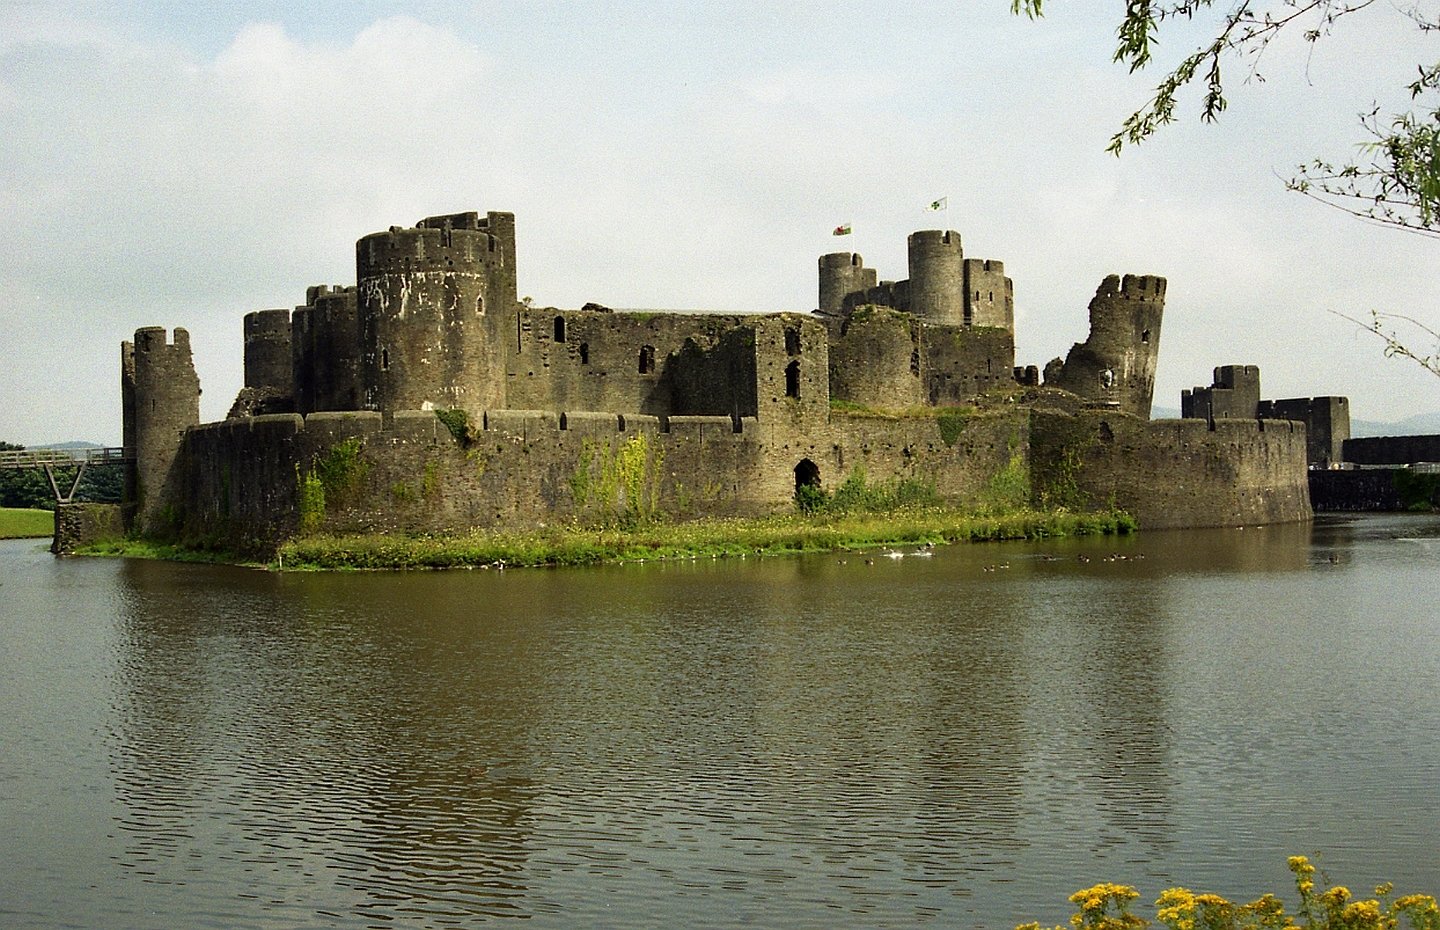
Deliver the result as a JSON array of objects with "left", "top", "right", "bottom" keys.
[
  {"left": 274, "top": 507, "right": 1134, "bottom": 571},
  {"left": 74, "top": 537, "right": 259, "bottom": 566},
  {"left": 0, "top": 507, "right": 54, "bottom": 539}
]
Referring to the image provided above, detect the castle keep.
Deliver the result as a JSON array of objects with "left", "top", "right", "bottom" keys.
[{"left": 122, "top": 210, "right": 1314, "bottom": 552}]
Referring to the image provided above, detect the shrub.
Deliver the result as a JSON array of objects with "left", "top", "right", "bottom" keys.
[{"left": 1017, "top": 856, "right": 1440, "bottom": 930}]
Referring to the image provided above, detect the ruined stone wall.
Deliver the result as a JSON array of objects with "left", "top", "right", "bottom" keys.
[
  {"left": 357, "top": 211, "right": 515, "bottom": 416},
  {"left": 827, "top": 310, "right": 1014, "bottom": 410},
  {"left": 827, "top": 307, "right": 925, "bottom": 409},
  {"left": 751, "top": 315, "right": 832, "bottom": 439},
  {"left": 174, "top": 410, "right": 773, "bottom": 549},
  {"left": 1029, "top": 410, "right": 1311, "bottom": 528},
  {"left": 922, "top": 325, "right": 1016, "bottom": 405},
  {"left": 52, "top": 502, "right": 126, "bottom": 554},
  {"left": 169, "top": 400, "right": 1312, "bottom": 550},
  {"left": 1045, "top": 275, "right": 1165, "bottom": 418},
  {"left": 507, "top": 310, "right": 760, "bottom": 417},
  {"left": 1308, "top": 470, "right": 1404, "bottom": 511}
]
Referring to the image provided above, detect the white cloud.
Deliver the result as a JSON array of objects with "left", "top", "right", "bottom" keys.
[{"left": 1, "top": 3, "right": 1436, "bottom": 444}]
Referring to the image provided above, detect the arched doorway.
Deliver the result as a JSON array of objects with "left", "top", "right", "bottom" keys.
[
  {"left": 794, "top": 459, "right": 820, "bottom": 492},
  {"left": 794, "top": 458, "right": 823, "bottom": 511}
]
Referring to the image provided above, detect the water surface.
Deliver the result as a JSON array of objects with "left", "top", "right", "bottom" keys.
[{"left": 2, "top": 514, "right": 1438, "bottom": 928}]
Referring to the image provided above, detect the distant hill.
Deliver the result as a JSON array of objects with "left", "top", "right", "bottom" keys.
[
  {"left": 32, "top": 441, "right": 103, "bottom": 451},
  {"left": 1351, "top": 411, "right": 1440, "bottom": 438}
]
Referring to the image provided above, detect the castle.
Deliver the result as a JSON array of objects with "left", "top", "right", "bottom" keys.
[{"left": 119, "top": 210, "right": 1314, "bottom": 553}]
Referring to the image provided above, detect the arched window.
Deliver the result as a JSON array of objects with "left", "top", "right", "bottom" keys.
[
  {"left": 554, "top": 316, "right": 566, "bottom": 343},
  {"left": 579, "top": 342, "right": 590, "bottom": 364},
  {"left": 475, "top": 294, "right": 485, "bottom": 316},
  {"left": 639, "top": 345, "right": 656, "bottom": 374},
  {"left": 785, "top": 360, "right": 800, "bottom": 398}
]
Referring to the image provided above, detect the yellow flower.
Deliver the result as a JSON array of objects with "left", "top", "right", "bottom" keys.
[
  {"left": 1343, "top": 899, "right": 1381, "bottom": 921},
  {"left": 1321, "top": 885, "right": 1353, "bottom": 907}
]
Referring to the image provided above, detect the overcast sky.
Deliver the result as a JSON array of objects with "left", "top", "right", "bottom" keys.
[{"left": 2, "top": 1, "right": 1436, "bottom": 446}]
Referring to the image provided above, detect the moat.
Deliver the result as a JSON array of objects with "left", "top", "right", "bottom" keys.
[{"left": 3, "top": 514, "right": 1438, "bottom": 929}]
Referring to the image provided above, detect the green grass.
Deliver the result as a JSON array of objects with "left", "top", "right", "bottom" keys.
[
  {"left": 273, "top": 506, "right": 1135, "bottom": 571},
  {"left": 73, "top": 537, "right": 264, "bottom": 566},
  {"left": 0, "top": 508, "right": 54, "bottom": 539}
]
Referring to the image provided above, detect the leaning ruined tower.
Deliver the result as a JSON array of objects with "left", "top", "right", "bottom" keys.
[
  {"left": 357, "top": 211, "right": 517, "bottom": 415},
  {"left": 1044, "top": 274, "right": 1166, "bottom": 418},
  {"left": 121, "top": 327, "right": 200, "bottom": 533}
]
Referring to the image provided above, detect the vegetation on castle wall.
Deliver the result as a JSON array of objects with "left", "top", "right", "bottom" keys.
[
  {"left": 795, "top": 466, "right": 939, "bottom": 515},
  {"left": 1032, "top": 416, "right": 1099, "bottom": 511},
  {"left": 421, "top": 460, "right": 441, "bottom": 500},
  {"left": 983, "top": 441, "right": 1029, "bottom": 510},
  {"left": 569, "top": 434, "right": 664, "bottom": 528},
  {"left": 297, "top": 468, "right": 326, "bottom": 535},
  {"left": 937, "top": 407, "right": 973, "bottom": 446},
  {"left": 296, "top": 438, "right": 370, "bottom": 535},
  {"left": 434, "top": 408, "right": 472, "bottom": 446},
  {"left": 1016, "top": 855, "right": 1439, "bottom": 930}
]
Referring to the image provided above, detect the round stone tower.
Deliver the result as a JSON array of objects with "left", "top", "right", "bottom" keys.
[
  {"left": 123, "top": 326, "right": 201, "bottom": 534},
  {"left": 906, "top": 230, "right": 964, "bottom": 325},
  {"left": 818, "top": 252, "right": 877, "bottom": 316},
  {"left": 357, "top": 211, "right": 516, "bottom": 415},
  {"left": 242, "top": 308, "right": 294, "bottom": 395}
]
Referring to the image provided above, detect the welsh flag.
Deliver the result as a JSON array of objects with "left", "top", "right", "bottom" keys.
[{"left": 832, "top": 224, "right": 852, "bottom": 236}]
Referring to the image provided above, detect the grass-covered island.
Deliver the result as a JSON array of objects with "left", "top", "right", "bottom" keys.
[
  {"left": 76, "top": 504, "right": 1134, "bottom": 571},
  {"left": 0, "top": 507, "right": 54, "bottom": 539}
]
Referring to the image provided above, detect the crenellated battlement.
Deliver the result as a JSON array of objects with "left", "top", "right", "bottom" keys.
[
  {"left": 965, "top": 258, "right": 1004, "bottom": 275},
  {"left": 305, "top": 283, "right": 350, "bottom": 302},
  {"left": 1095, "top": 273, "right": 1167, "bottom": 301},
  {"left": 132, "top": 326, "right": 191, "bottom": 354},
  {"left": 819, "top": 252, "right": 865, "bottom": 270},
  {"left": 907, "top": 229, "right": 962, "bottom": 251}
]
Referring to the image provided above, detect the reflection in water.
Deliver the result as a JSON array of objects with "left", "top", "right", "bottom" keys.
[{"left": 3, "top": 514, "right": 1437, "bottom": 928}]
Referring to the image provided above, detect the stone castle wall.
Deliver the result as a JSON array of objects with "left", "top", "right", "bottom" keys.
[
  {"left": 825, "top": 308, "right": 1015, "bottom": 410},
  {"left": 1029, "top": 411, "right": 1312, "bottom": 529},
  {"left": 1342, "top": 434, "right": 1440, "bottom": 466},
  {"left": 169, "top": 403, "right": 1312, "bottom": 552}
]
